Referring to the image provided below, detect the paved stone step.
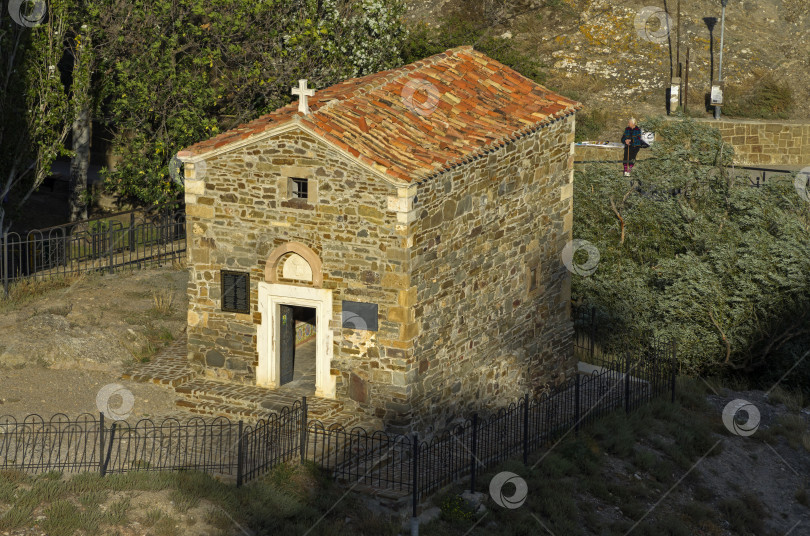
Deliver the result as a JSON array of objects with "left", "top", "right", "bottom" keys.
[
  {"left": 121, "top": 337, "right": 198, "bottom": 387},
  {"left": 173, "top": 377, "right": 379, "bottom": 430},
  {"left": 174, "top": 396, "right": 374, "bottom": 430},
  {"left": 175, "top": 378, "right": 325, "bottom": 412},
  {"left": 174, "top": 398, "right": 277, "bottom": 421}
]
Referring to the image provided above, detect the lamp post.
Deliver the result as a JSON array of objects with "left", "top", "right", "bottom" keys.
[{"left": 714, "top": 0, "right": 728, "bottom": 119}]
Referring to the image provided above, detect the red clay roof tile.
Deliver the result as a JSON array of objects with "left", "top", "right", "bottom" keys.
[{"left": 178, "top": 46, "right": 582, "bottom": 182}]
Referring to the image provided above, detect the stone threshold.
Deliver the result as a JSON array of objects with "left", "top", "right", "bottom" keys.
[{"left": 123, "top": 336, "right": 378, "bottom": 430}]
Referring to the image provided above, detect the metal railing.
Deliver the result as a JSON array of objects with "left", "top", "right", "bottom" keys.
[
  {"left": 574, "top": 161, "right": 809, "bottom": 190},
  {"left": 1, "top": 204, "right": 186, "bottom": 296},
  {"left": 0, "top": 341, "right": 675, "bottom": 498},
  {"left": 0, "top": 401, "right": 304, "bottom": 486}
]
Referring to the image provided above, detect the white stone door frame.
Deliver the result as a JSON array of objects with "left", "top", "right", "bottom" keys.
[{"left": 257, "top": 282, "right": 335, "bottom": 399}]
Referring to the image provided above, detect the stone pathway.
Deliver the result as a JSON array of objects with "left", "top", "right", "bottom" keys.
[{"left": 120, "top": 338, "right": 196, "bottom": 387}]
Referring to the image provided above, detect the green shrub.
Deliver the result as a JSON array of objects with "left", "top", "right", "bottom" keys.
[
  {"left": 718, "top": 493, "right": 768, "bottom": 535},
  {"left": 575, "top": 109, "right": 612, "bottom": 142},
  {"left": 439, "top": 493, "right": 476, "bottom": 523},
  {"left": 723, "top": 71, "right": 794, "bottom": 119}
]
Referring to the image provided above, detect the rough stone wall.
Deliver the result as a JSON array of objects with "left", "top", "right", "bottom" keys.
[
  {"left": 407, "top": 115, "right": 578, "bottom": 434},
  {"left": 704, "top": 119, "right": 810, "bottom": 166},
  {"left": 183, "top": 128, "right": 414, "bottom": 426}
]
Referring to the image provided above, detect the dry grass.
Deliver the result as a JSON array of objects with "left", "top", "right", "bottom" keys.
[
  {"left": 768, "top": 385, "right": 805, "bottom": 413},
  {"left": 0, "top": 464, "right": 398, "bottom": 535},
  {"left": 548, "top": 71, "right": 609, "bottom": 106},
  {"left": 151, "top": 288, "right": 175, "bottom": 316},
  {"left": 722, "top": 70, "right": 795, "bottom": 119},
  {"left": 0, "top": 274, "right": 83, "bottom": 313}
]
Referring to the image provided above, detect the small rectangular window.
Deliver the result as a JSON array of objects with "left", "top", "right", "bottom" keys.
[
  {"left": 291, "top": 178, "right": 308, "bottom": 200},
  {"left": 529, "top": 268, "right": 537, "bottom": 291},
  {"left": 221, "top": 271, "right": 250, "bottom": 313}
]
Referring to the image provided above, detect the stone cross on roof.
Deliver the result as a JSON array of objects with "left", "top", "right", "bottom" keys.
[{"left": 292, "top": 79, "right": 315, "bottom": 115}]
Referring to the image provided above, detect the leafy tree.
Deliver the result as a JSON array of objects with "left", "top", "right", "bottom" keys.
[
  {"left": 67, "top": 16, "right": 98, "bottom": 222},
  {"left": 573, "top": 118, "right": 810, "bottom": 385},
  {"left": 92, "top": 0, "right": 407, "bottom": 207},
  {"left": 0, "top": 0, "right": 74, "bottom": 233}
]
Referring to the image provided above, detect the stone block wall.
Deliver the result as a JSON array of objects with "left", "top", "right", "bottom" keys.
[
  {"left": 406, "top": 115, "right": 578, "bottom": 433},
  {"left": 697, "top": 119, "right": 810, "bottom": 166},
  {"left": 183, "top": 118, "right": 579, "bottom": 435},
  {"left": 183, "top": 128, "right": 415, "bottom": 426}
]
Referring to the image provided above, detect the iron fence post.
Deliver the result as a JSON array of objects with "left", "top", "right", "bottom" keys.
[
  {"left": 575, "top": 373, "right": 581, "bottom": 435},
  {"left": 670, "top": 341, "right": 677, "bottom": 403},
  {"left": 99, "top": 412, "right": 106, "bottom": 476},
  {"left": 411, "top": 432, "right": 419, "bottom": 519},
  {"left": 2, "top": 232, "right": 7, "bottom": 297},
  {"left": 624, "top": 355, "right": 631, "bottom": 414},
  {"left": 470, "top": 413, "right": 478, "bottom": 492},
  {"left": 522, "top": 393, "right": 529, "bottom": 465},
  {"left": 300, "top": 396, "right": 308, "bottom": 462},
  {"left": 589, "top": 306, "right": 596, "bottom": 359},
  {"left": 236, "top": 420, "right": 244, "bottom": 487},
  {"left": 129, "top": 212, "right": 135, "bottom": 252},
  {"left": 107, "top": 221, "right": 114, "bottom": 274}
]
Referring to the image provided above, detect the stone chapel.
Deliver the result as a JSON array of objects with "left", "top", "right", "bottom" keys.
[{"left": 177, "top": 46, "right": 581, "bottom": 433}]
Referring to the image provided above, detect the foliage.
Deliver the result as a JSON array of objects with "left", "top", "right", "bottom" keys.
[
  {"left": 92, "top": 0, "right": 407, "bottom": 206},
  {"left": 0, "top": 0, "right": 74, "bottom": 232},
  {"left": 574, "top": 108, "right": 612, "bottom": 142},
  {"left": 439, "top": 494, "right": 477, "bottom": 522},
  {"left": 573, "top": 118, "right": 810, "bottom": 384},
  {"left": 722, "top": 70, "right": 794, "bottom": 120}
]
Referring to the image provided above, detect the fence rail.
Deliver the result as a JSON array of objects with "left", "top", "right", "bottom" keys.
[
  {"left": 574, "top": 161, "right": 809, "bottom": 190},
  {"left": 1, "top": 205, "right": 186, "bottom": 296},
  {"left": 0, "top": 401, "right": 304, "bottom": 484}
]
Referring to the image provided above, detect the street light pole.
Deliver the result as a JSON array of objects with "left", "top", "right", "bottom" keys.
[{"left": 715, "top": 0, "right": 728, "bottom": 119}]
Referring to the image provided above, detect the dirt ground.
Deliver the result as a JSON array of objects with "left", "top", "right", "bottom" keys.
[{"left": 0, "top": 266, "right": 188, "bottom": 421}]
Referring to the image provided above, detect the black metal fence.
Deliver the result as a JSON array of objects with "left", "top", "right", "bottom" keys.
[
  {"left": 0, "top": 340, "right": 675, "bottom": 502},
  {"left": 0, "top": 326, "right": 676, "bottom": 518},
  {"left": 300, "top": 339, "right": 676, "bottom": 511},
  {"left": 0, "top": 401, "right": 304, "bottom": 486},
  {"left": 1, "top": 204, "right": 186, "bottom": 296}
]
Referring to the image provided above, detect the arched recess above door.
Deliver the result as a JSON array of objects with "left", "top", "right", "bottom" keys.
[{"left": 264, "top": 241, "right": 323, "bottom": 288}]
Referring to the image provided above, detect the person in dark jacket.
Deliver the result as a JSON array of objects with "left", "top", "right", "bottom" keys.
[{"left": 621, "top": 118, "right": 642, "bottom": 176}]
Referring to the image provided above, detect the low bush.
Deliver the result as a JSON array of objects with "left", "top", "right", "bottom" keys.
[{"left": 722, "top": 71, "right": 794, "bottom": 119}]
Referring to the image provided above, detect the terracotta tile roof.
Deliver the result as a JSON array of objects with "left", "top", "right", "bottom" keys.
[{"left": 178, "top": 46, "right": 582, "bottom": 182}]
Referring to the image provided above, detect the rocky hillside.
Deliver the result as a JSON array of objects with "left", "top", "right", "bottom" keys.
[{"left": 405, "top": 0, "right": 810, "bottom": 129}]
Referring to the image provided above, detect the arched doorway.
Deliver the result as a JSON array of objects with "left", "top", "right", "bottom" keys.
[{"left": 257, "top": 242, "right": 335, "bottom": 399}]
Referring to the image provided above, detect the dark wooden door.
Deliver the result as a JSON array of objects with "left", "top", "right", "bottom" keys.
[{"left": 279, "top": 305, "right": 295, "bottom": 385}]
